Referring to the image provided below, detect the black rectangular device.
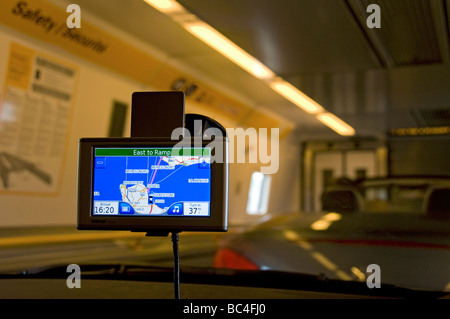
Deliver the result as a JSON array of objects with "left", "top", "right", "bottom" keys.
[
  {"left": 77, "top": 137, "right": 228, "bottom": 232},
  {"left": 130, "top": 91, "right": 184, "bottom": 138}
]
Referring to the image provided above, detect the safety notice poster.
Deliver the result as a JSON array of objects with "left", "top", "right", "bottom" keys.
[{"left": 0, "top": 41, "right": 78, "bottom": 194}]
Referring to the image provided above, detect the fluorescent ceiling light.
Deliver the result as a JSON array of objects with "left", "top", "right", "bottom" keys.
[
  {"left": 184, "top": 22, "right": 274, "bottom": 79},
  {"left": 142, "top": 1, "right": 357, "bottom": 135},
  {"left": 143, "top": 0, "right": 184, "bottom": 13},
  {"left": 270, "top": 80, "right": 324, "bottom": 114},
  {"left": 316, "top": 112, "right": 355, "bottom": 136},
  {"left": 143, "top": 1, "right": 274, "bottom": 79}
]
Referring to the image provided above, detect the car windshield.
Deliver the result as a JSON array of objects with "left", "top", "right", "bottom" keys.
[
  {"left": 0, "top": 0, "right": 450, "bottom": 300},
  {"left": 364, "top": 184, "right": 426, "bottom": 213}
]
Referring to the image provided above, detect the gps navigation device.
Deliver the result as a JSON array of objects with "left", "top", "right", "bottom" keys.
[{"left": 77, "top": 137, "right": 228, "bottom": 232}]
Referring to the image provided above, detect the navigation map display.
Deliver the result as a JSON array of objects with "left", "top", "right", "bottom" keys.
[{"left": 92, "top": 147, "right": 211, "bottom": 217}]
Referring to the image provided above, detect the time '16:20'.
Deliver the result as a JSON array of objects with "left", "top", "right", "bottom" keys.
[{"left": 94, "top": 206, "right": 115, "bottom": 214}]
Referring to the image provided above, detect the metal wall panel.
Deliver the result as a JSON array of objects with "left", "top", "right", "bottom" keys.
[{"left": 388, "top": 136, "right": 450, "bottom": 176}]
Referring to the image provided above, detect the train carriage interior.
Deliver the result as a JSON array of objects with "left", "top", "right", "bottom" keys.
[{"left": 0, "top": 0, "right": 449, "bottom": 305}]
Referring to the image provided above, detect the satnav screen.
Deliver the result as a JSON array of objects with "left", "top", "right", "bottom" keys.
[{"left": 92, "top": 147, "right": 211, "bottom": 217}]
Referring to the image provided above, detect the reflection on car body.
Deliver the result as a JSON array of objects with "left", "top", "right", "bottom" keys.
[{"left": 215, "top": 177, "right": 450, "bottom": 292}]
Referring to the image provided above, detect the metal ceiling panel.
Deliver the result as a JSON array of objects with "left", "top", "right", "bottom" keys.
[
  {"left": 48, "top": 0, "right": 450, "bottom": 138},
  {"left": 347, "top": 0, "right": 447, "bottom": 67},
  {"left": 411, "top": 107, "right": 450, "bottom": 126},
  {"left": 178, "top": 0, "right": 381, "bottom": 75}
]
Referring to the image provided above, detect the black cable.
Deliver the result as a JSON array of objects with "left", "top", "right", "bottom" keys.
[{"left": 171, "top": 231, "right": 180, "bottom": 299}]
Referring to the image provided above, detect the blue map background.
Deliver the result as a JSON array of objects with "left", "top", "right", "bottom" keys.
[{"left": 93, "top": 155, "right": 211, "bottom": 215}]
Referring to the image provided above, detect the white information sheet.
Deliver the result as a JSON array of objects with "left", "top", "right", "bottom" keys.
[{"left": 0, "top": 42, "right": 78, "bottom": 194}]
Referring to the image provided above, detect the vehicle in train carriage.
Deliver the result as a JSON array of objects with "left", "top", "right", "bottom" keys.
[
  {"left": 320, "top": 176, "right": 450, "bottom": 216},
  {"left": 214, "top": 176, "right": 450, "bottom": 292}
]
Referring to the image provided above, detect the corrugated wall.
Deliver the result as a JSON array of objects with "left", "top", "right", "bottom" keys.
[{"left": 388, "top": 136, "right": 450, "bottom": 177}]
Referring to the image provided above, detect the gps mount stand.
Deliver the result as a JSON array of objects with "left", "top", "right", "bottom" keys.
[
  {"left": 131, "top": 92, "right": 227, "bottom": 236},
  {"left": 130, "top": 91, "right": 227, "bottom": 299},
  {"left": 78, "top": 91, "right": 229, "bottom": 299}
]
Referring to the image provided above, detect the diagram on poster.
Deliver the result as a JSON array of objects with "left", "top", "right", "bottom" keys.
[{"left": 0, "top": 42, "right": 78, "bottom": 194}]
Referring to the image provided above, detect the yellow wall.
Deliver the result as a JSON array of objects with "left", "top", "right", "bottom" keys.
[{"left": 0, "top": 4, "right": 301, "bottom": 227}]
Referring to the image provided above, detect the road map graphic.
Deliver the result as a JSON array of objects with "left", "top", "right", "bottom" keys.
[{"left": 92, "top": 147, "right": 211, "bottom": 217}]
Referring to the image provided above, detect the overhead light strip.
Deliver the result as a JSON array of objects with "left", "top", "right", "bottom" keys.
[
  {"left": 143, "top": 0, "right": 185, "bottom": 13},
  {"left": 270, "top": 80, "right": 324, "bottom": 114},
  {"left": 316, "top": 112, "right": 355, "bottom": 136},
  {"left": 143, "top": 0, "right": 355, "bottom": 136},
  {"left": 183, "top": 22, "right": 275, "bottom": 80}
]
